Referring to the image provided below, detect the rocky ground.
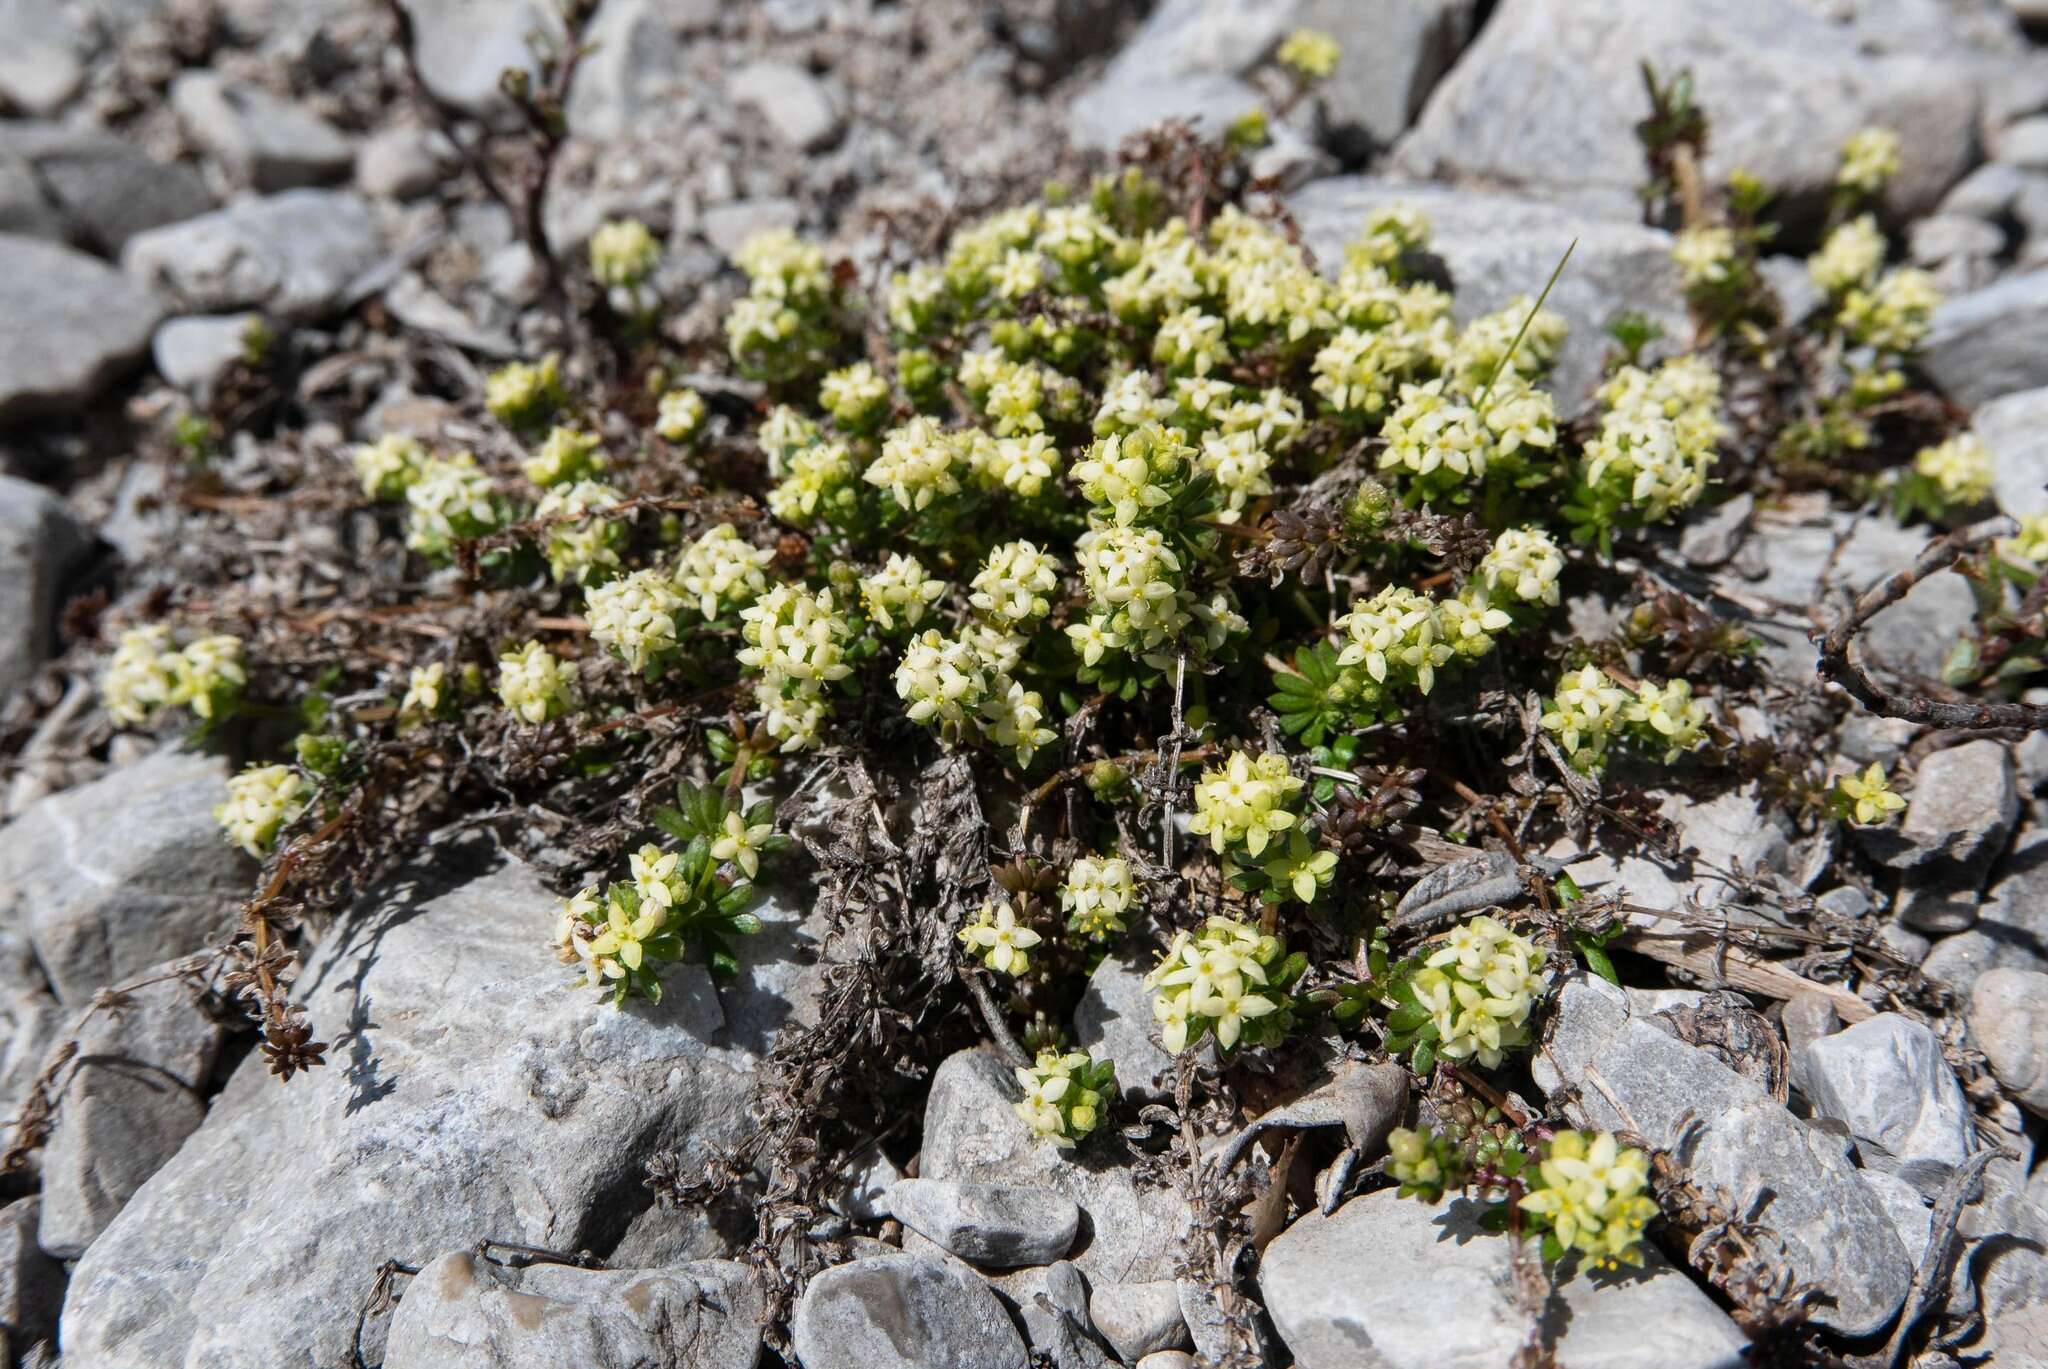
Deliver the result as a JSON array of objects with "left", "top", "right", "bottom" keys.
[{"left": 6, "top": 1, "right": 2048, "bottom": 1367}]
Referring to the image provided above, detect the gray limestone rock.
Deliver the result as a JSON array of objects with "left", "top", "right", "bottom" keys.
[
  {"left": 0, "top": 1198, "right": 64, "bottom": 1364},
  {"left": 37, "top": 973, "right": 228, "bottom": 1258},
  {"left": 1087, "top": 1279, "right": 1190, "bottom": 1362},
  {"left": 1801, "top": 1013, "right": 1974, "bottom": 1195},
  {"left": 56, "top": 857, "right": 798, "bottom": 1367},
  {"left": 0, "top": 123, "right": 210, "bottom": 256},
  {"left": 790, "top": 1255, "right": 1029, "bottom": 1369},
  {"left": 1532, "top": 975, "right": 1912, "bottom": 1335},
  {"left": 1923, "top": 270, "right": 2048, "bottom": 407},
  {"left": 170, "top": 72, "right": 354, "bottom": 192},
  {"left": 0, "top": 234, "right": 161, "bottom": 423},
  {"left": 1286, "top": 178, "right": 1689, "bottom": 407},
  {"left": 123, "top": 189, "right": 382, "bottom": 321},
  {"left": 1261, "top": 1190, "right": 1750, "bottom": 1369},
  {"left": 884, "top": 1178, "right": 1081, "bottom": 1269},
  {"left": 1970, "top": 967, "right": 2048, "bottom": 1114},
  {"left": 1976, "top": 385, "right": 2048, "bottom": 518},
  {"left": 728, "top": 61, "right": 845, "bottom": 153},
  {"left": 0, "top": 476, "right": 91, "bottom": 698},
  {"left": 382, "top": 1252, "right": 766, "bottom": 1369},
  {"left": 0, "top": 747, "right": 247, "bottom": 1007}
]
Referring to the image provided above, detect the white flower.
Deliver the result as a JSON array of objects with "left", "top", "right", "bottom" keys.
[
  {"left": 859, "top": 553, "right": 949, "bottom": 632},
  {"left": 215, "top": 763, "right": 312, "bottom": 858},
  {"left": 497, "top": 640, "right": 577, "bottom": 723},
  {"left": 710, "top": 809, "right": 773, "bottom": 879},
  {"left": 100, "top": 626, "right": 177, "bottom": 725},
  {"left": 404, "top": 452, "right": 500, "bottom": 557},
  {"left": 401, "top": 663, "right": 447, "bottom": 717},
  {"left": 969, "top": 541, "right": 1062, "bottom": 626},
  {"left": 586, "top": 568, "right": 684, "bottom": 673},
  {"left": 958, "top": 898, "right": 1043, "bottom": 975},
  {"left": 674, "top": 523, "right": 775, "bottom": 622},
  {"left": 655, "top": 388, "right": 707, "bottom": 443}
]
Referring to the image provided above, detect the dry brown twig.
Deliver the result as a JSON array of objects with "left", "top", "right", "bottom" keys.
[{"left": 1818, "top": 517, "right": 2048, "bottom": 731}]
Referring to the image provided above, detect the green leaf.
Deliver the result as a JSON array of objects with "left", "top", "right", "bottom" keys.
[
  {"left": 727, "top": 911, "right": 765, "bottom": 937},
  {"left": 1411, "top": 1039, "right": 1437, "bottom": 1075},
  {"left": 1577, "top": 937, "right": 1619, "bottom": 986},
  {"left": 1387, "top": 1002, "right": 1429, "bottom": 1035},
  {"left": 1478, "top": 1203, "right": 1512, "bottom": 1233},
  {"left": 651, "top": 807, "right": 693, "bottom": 843}
]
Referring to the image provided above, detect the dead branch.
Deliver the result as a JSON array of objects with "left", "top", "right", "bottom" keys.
[{"left": 1817, "top": 517, "right": 2048, "bottom": 731}]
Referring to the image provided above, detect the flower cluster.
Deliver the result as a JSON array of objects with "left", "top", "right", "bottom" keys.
[
  {"left": 1809, "top": 215, "right": 1887, "bottom": 296},
  {"left": 737, "top": 583, "right": 857, "bottom": 750},
  {"left": 1188, "top": 750, "right": 1302, "bottom": 856},
  {"left": 484, "top": 354, "right": 564, "bottom": 428},
  {"left": 1517, "top": 1130, "right": 1659, "bottom": 1269},
  {"left": 1145, "top": 916, "right": 1301, "bottom": 1053},
  {"left": 215, "top": 763, "right": 312, "bottom": 857},
  {"left": 675, "top": 523, "right": 775, "bottom": 622},
  {"left": 352, "top": 433, "right": 425, "bottom": 499},
  {"left": 726, "top": 228, "right": 841, "bottom": 380},
  {"left": 958, "top": 897, "right": 1043, "bottom": 975},
  {"left": 100, "top": 626, "right": 246, "bottom": 725},
  {"left": 859, "top": 553, "right": 948, "bottom": 631},
  {"left": 1275, "top": 27, "right": 1339, "bottom": 80},
  {"left": 1060, "top": 854, "right": 1136, "bottom": 939},
  {"left": 534, "top": 480, "right": 623, "bottom": 585},
  {"left": 656, "top": 386, "right": 706, "bottom": 443},
  {"left": 404, "top": 452, "right": 503, "bottom": 558},
  {"left": 1013, "top": 1049, "right": 1118, "bottom": 1148},
  {"left": 522, "top": 425, "right": 604, "bottom": 487},
  {"left": 1836, "top": 126, "right": 1901, "bottom": 198},
  {"left": 1540, "top": 665, "right": 1709, "bottom": 771},
  {"left": 497, "top": 639, "right": 578, "bottom": 723},
  {"left": 1567, "top": 357, "right": 1725, "bottom": 546},
  {"left": 588, "top": 218, "right": 659, "bottom": 291},
  {"left": 1400, "top": 914, "right": 1547, "bottom": 1069},
  {"left": 1838, "top": 266, "right": 1940, "bottom": 356},
  {"left": 401, "top": 662, "right": 450, "bottom": 719},
  {"left": 893, "top": 625, "right": 1055, "bottom": 768},
  {"left": 586, "top": 568, "right": 684, "bottom": 674},
  {"left": 1911, "top": 433, "right": 1994, "bottom": 509}
]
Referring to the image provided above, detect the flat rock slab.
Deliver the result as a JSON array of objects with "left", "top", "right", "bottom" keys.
[
  {"left": 0, "top": 233, "right": 161, "bottom": 423},
  {"left": 885, "top": 1177, "right": 1080, "bottom": 1268},
  {"left": 0, "top": 475, "right": 91, "bottom": 698},
  {"left": 0, "top": 122, "right": 211, "bottom": 255},
  {"left": 38, "top": 974, "right": 227, "bottom": 1258},
  {"left": 57, "top": 857, "right": 778, "bottom": 1368},
  {"left": 383, "top": 1252, "right": 766, "bottom": 1369},
  {"left": 1285, "top": 177, "right": 1688, "bottom": 407},
  {"left": 0, "top": 747, "right": 247, "bottom": 1008},
  {"left": 1923, "top": 269, "right": 2048, "bottom": 408},
  {"left": 122, "top": 189, "right": 381, "bottom": 321},
  {"left": 1391, "top": 0, "right": 2000, "bottom": 224},
  {"left": 920, "top": 1048, "right": 1187, "bottom": 1285},
  {"left": 791, "top": 1255, "right": 1028, "bottom": 1369},
  {"left": 1532, "top": 976, "right": 1911, "bottom": 1335},
  {"left": 1261, "top": 1190, "right": 1749, "bottom": 1369},
  {"left": 1802, "top": 1013, "right": 1973, "bottom": 1195}
]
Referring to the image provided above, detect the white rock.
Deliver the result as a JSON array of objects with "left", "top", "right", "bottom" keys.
[
  {"left": 1261, "top": 1190, "right": 1749, "bottom": 1369},
  {"left": 919, "top": 1048, "right": 1185, "bottom": 1285},
  {"left": 1533, "top": 975, "right": 1912, "bottom": 1335},
  {"left": 0, "top": 1197, "right": 64, "bottom": 1363},
  {"left": 883, "top": 1178, "right": 1080, "bottom": 1269},
  {"left": 1070, "top": 0, "right": 1476, "bottom": 155},
  {"left": 1923, "top": 269, "right": 2048, "bottom": 407},
  {"left": 790, "top": 1255, "right": 1028, "bottom": 1369},
  {"left": 0, "top": 234, "right": 161, "bottom": 422},
  {"left": 170, "top": 72, "right": 354, "bottom": 192},
  {"left": 1393, "top": 0, "right": 2002, "bottom": 223},
  {"left": 37, "top": 973, "right": 227, "bottom": 1258},
  {"left": 123, "top": 189, "right": 382, "bottom": 321},
  {"left": 728, "top": 61, "right": 844, "bottom": 153},
  {"left": 1970, "top": 967, "right": 2048, "bottom": 1114},
  {"left": 1801, "top": 1013, "right": 1974, "bottom": 1195},
  {"left": 355, "top": 127, "right": 452, "bottom": 201},
  {"left": 1087, "top": 1279, "right": 1190, "bottom": 1361},
  {"left": 1072, "top": 946, "right": 1182, "bottom": 1100},
  {"left": 1976, "top": 384, "right": 2048, "bottom": 517},
  {"left": 57, "top": 858, "right": 804, "bottom": 1367},
  {"left": 0, "top": 475, "right": 91, "bottom": 698},
  {"left": 151, "top": 314, "right": 258, "bottom": 397},
  {"left": 398, "top": 0, "right": 553, "bottom": 117},
  {"left": 1856, "top": 1168, "right": 1932, "bottom": 1267},
  {"left": 0, "top": 747, "right": 247, "bottom": 1007},
  {"left": 383, "top": 1251, "right": 766, "bottom": 1369}
]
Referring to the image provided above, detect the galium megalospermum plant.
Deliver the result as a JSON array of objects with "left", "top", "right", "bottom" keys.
[
  {"left": 554, "top": 781, "right": 789, "bottom": 1000},
  {"left": 1013, "top": 1048, "right": 1118, "bottom": 1148}
]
